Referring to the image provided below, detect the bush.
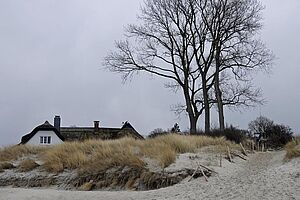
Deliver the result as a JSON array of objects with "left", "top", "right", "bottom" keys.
[
  {"left": 148, "top": 128, "right": 169, "bottom": 138},
  {"left": 195, "top": 126, "right": 247, "bottom": 144},
  {"left": 263, "top": 124, "right": 293, "bottom": 148},
  {"left": 249, "top": 117, "right": 294, "bottom": 148}
]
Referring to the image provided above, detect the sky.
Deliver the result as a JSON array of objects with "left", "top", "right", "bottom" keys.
[{"left": 0, "top": 0, "right": 299, "bottom": 146}]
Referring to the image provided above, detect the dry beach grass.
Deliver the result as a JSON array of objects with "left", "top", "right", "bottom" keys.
[
  {"left": 0, "top": 145, "right": 47, "bottom": 162},
  {"left": 285, "top": 137, "right": 300, "bottom": 159},
  {"left": 42, "top": 135, "right": 235, "bottom": 173},
  {"left": 0, "top": 134, "right": 236, "bottom": 173}
]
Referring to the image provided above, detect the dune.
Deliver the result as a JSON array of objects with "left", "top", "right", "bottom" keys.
[{"left": 0, "top": 150, "right": 299, "bottom": 200}]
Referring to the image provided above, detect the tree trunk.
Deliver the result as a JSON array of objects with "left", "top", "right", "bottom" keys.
[
  {"left": 215, "top": 79, "right": 225, "bottom": 131},
  {"left": 183, "top": 86, "right": 198, "bottom": 135},
  {"left": 189, "top": 116, "right": 197, "bottom": 134},
  {"left": 202, "top": 78, "right": 210, "bottom": 133},
  {"left": 215, "top": 46, "right": 225, "bottom": 131}
]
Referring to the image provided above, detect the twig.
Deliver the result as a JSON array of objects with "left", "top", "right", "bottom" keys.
[
  {"left": 231, "top": 152, "right": 247, "bottom": 160},
  {"left": 188, "top": 166, "right": 199, "bottom": 182},
  {"left": 197, "top": 163, "right": 218, "bottom": 174},
  {"left": 199, "top": 166, "right": 208, "bottom": 182}
]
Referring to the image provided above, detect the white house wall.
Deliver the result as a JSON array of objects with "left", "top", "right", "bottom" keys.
[{"left": 26, "top": 130, "right": 63, "bottom": 145}]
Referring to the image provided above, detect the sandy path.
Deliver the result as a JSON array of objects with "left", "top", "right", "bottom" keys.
[{"left": 0, "top": 151, "right": 299, "bottom": 200}]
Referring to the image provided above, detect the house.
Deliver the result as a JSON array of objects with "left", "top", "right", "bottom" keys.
[
  {"left": 20, "top": 116, "right": 143, "bottom": 145},
  {"left": 20, "top": 121, "right": 65, "bottom": 145}
]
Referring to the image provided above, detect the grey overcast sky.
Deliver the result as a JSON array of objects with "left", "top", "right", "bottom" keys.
[{"left": 0, "top": 0, "right": 299, "bottom": 146}]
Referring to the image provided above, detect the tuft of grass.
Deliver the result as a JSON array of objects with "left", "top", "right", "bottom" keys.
[
  {"left": 18, "top": 159, "right": 40, "bottom": 172},
  {"left": 0, "top": 162, "right": 15, "bottom": 170},
  {"left": 42, "top": 142, "right": 89, "bottom": 173},
  {"left": 0, "top": 145, "right": 48, "bottom": 162},
  {"left": 79, "top": 180, "right": 95, "bottom": 191},
  {"left": 285, "top": 137, "right": 300, "bottom": 160}
]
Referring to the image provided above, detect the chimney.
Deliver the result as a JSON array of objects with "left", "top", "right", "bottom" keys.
[
  {"left": 94, "top": 121, "right": 99, "bottom": 132},
  {"left": 54, "top": 116, "right": 61, "bottom": 131}
]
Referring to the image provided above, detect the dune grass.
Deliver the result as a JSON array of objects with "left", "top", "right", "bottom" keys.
[
  {"left": 41, "top": 134, "right": 235, "bottom": 173},
  {"left": 18, "top": 159, "right": 40, "bottom": 172},
  {"left": 285, "top": 137, "right": 300, "bottom": 160},
  {"left": 0, "top": 145, "right": 47, "bottom": 162},
  {"left": 0, "top": 161, "right": 15, "bottom": 170},
  {"left": 0, "top": 134, "right": 237, "bottom": 173}
]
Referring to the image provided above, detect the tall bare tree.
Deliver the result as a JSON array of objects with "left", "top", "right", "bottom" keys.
[
  {"left": 104, "top": 0, "right": 273, "bottom": 134},
  {"left": 105, "top": 0, "right": 205, "bottom": 134},
  {"left": 197, "top": 0, "right": 274, "bottom": 131}
]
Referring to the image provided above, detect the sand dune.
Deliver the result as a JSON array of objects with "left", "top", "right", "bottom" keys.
[{"left": 0, "top": 150, "right": 299, "bottom": 200}]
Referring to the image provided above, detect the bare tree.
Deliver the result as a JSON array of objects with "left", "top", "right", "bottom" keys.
[
  {"left": 249, "top": 116, "right": 274, "bottom": 134},
  {"left": 104, "top": 0, "right": 273, "bottom": 134},
  {"left": 197, "top": 0, "right": 274, "bottom": 131},
  {"left": 104, "top": 0, "right": 204, "bottom": 134}
]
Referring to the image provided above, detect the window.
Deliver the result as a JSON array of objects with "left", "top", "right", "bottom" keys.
[{"left": 40, "top": 136, "right": 51, "bottom": 144}]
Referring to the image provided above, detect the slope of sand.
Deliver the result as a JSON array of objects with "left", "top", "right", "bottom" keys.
[{"left": 0, "top": 151, "right": 299, "bottom": 200}]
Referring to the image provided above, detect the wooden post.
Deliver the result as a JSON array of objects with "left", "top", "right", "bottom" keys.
[
  {"left": 240, "top": 143, "right": 247, "bottom": 156},
  {"left": 219, "top": 153, "right": 222, "bottom": 167},
  {"left": 227, "top": 146, "right": 233, "bottom": 162}
]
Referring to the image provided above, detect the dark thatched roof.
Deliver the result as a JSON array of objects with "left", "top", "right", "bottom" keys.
[
  {"left": 60, "top": 121, "right": 144, "bottom": 141},
  {"left": 20, "top": 121, "right": 65, "bottom": 144}
]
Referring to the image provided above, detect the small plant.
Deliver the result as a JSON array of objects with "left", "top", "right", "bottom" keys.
[
  {"left": 0, "top": 162, "right": 15, "bottom": 170},
  {"left": 79, "top": 180, "right": 95, "bottom": 191},
  {"left": 18, "top": 159, "right": 39, "bottom": 172},
  {"left": 285, "top": 138, "right": 300, "bottom": 160}
]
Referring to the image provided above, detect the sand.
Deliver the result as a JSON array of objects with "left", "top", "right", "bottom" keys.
[{"left": 0, "top": 150, "right": 299, "bottom": 200}]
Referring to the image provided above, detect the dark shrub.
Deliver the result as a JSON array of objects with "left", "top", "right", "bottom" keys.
[
  {"left": 148, "top": 128, "right": 169, "bottom": 138},
  {"left": 194, "top": 126, "right": 247, "bottom": 144},
  {"left": 222, "top": 126, "right": 247, "bottom": 143},
  {"left": 249, "top": 116, "right": 294, "bottom": 148},
  {"left": 148, "top": 123, "right": 182, "bottom": 138},
  {"left": 265, "top": 124, "right": 293, "bottom": 148}
]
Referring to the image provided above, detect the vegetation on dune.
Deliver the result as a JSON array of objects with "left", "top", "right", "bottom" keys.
[
  {"left": 0, "top": 161, "right": 15, "bottom": 170},
  {"left": 0, "top": 145, "right": 47, "bottom": 162},
  {"left": 18, "top": 159, "right": 40, "bottom": 172},
  {"left": 285, "top": 137, "right": 300, "bottom": 160},
  {"left": 0, "top": 135, "right": 237, "bottom": 174},
  {"left": 41, "top": 135, "right": 235, "bottom": 173}
]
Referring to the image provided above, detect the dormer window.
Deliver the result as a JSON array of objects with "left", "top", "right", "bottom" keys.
[{"left": 40, "top": 136, "right": 51, "bottom": 144}]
